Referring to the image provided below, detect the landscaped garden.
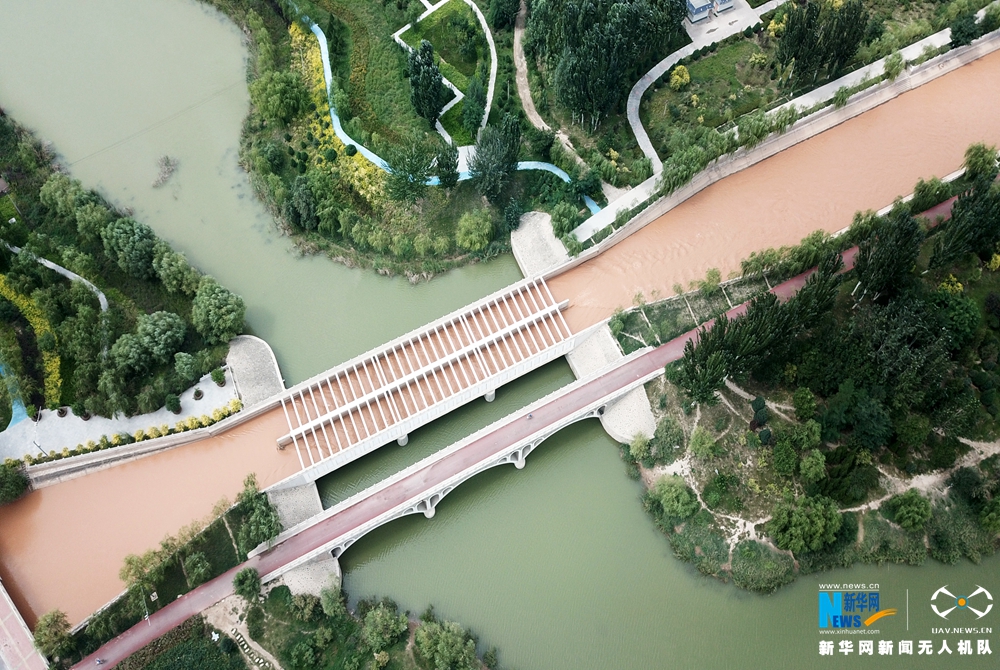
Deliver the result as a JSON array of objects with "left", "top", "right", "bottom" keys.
[
  {"left": 199, "top": 0, "right": 598, "bottom": 278},
  {"left": 615, "top": 145, "right": 1000, "bottom": 592},
  {"left": 0, "top": 115, "right": 244, "bottom": 429}
]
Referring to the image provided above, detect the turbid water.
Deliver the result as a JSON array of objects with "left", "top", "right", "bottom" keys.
[
  {"left": 0, "top": 0, "right": 520, "bottom": 385},
  {"left": 550, "top": 49, "right": 1000, "bottom": 330},
  {"left": 0, "top": 1, "right": 998, "bottom": 668}
]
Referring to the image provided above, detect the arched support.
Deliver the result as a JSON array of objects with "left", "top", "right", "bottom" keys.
[
  {"left": 484, "top": 390, "right": 496, "bottom": 402},
  {"left": 397, "top": 434, "right": 409, "bottom": 446}
]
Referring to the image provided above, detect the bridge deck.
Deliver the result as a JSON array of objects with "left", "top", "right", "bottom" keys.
[{"left": 277, "top": 278, "right": 573, "bottom": 478}]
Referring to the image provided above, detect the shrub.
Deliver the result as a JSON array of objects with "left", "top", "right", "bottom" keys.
[
  {"left": 233, "top": 568, "right": 261, "bottom": 602},
  {"left": 654, "top": 475, "right": 700, "bottom": 519},
  {"left": 793, "top": 387, "right": 817, "bottom": 421},
  {"left": 211, "top": 368, "right": 226, "bottom": 386},
  {"left": 414, "top": 619, "right": 479, "bottom": 670},
  {"left": 689, "top": 426, "right": 715, "bottom": 460},
  {"left": 950, "top": 13, "right": 979, "bottom": 48},
  {"left": 456, "top": 208, "right": 493, "bottom": 252},
  {"left": 192, "top": 278, "right": 245, "bottom": 345},
  {"left": 183, "top": 552, "right": 212, "bottom": 587},
  {"left": 883, "top": 489, "right": 932, "bottom": 532},
  {"left": 33, "top": 610, "right": 71, "bottom": 659},
  {"left": 0, "top": 463, "right": 29, "bottom": 505},
  {"left": 883, "top": 51, "right": 904, "bottom": 81},
  {"left": 165, "top": 394, "right": 181, "bottom": 414},
  {"left": 767, "top": 495, "right": 843, "bottom": 553},
  {"left": 669, "top": 65, "right": 690, "bottom": 91},
  {"left": 345, "top": 144, "right": 357, "bottom": 156}
]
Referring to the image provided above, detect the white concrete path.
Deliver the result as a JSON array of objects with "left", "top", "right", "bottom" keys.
[
  {"left": 628, "top": 0, "right": 775, "bottom": 174},
  {"left": 0, "top": 368, "right": 237, "bottom": 462},
  {"left": 510, "top": 211, "right": 569, "bottom": 277}
]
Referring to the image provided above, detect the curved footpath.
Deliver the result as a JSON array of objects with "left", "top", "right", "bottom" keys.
[{"left": 551, "top": 47, "right": 1000, "bottom": 330}]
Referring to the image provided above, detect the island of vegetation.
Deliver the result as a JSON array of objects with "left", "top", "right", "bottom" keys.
[
  {"left": 612, "top": 143, "right": 1000, "bottom": 593},
  {"left": 200, "top": 0, "right": 608, "bottom": 278}
]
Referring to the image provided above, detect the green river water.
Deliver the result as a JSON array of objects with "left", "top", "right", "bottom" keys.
[{"left": 0, "top": 1, "right": 996, "bottom": 668}]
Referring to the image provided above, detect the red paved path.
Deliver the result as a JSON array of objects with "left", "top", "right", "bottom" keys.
[{"left": 73, "top": 193, "right": 962, "bottom": 667}]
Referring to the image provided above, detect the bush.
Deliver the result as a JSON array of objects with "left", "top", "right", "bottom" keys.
[
  {"left": 0, "top": 463, "right": 30, "bottom": 505},
  {"left": 767, "top": 495, "right": 843, "bottom": 553},
  {"left": 731, "top": 540, "right": 795, "bottom": 593},
  {"left": 211, "top": 368, "right": 226, "bottom": 386},
  {"left": 689, "top": 426, "right": 715, "bottom": 460},
  {"left": 345, "top": 144, "right": 357, "bottom": 156},
  {"left": 793, "top": 387, "right": 817, "bottom": 421},
  {"left": 883, "top": 489, "right": 932, "bottom": 532},
  {"left": 233, "top": 567, "right": 260, "bottom": 602},
  {"left": 183, "top": 552, "right": 212, "bottom": 587},
  {"left": 191, "top": 278, "right": 245, "bottom": 345},
  {"left": 414, "top": 619, "right": 479, "bottom": 670},
  {"left": 455, "top": 208, "right": 493, "bottom": 252},
  {"left": 165, "top": 394, "right": 181, "bottom": 414},
  {"left": 654, "top": 475, "right": 700, "bottom": 519},
  {"left": 33, "top": 609, "right": 71, "bottom": 659}
]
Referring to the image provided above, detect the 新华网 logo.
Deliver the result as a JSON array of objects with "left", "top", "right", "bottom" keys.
[
  {"left": 819, "top": 590, "right": 897, "bottom": 629},
  {"left": 931, "top": 586, "right": 993, "bottom": 620}
]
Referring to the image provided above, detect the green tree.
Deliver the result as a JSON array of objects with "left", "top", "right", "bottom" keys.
[
  {"left": 850, "top": 395, "right": 892, "bottom": 451},
  {"left": 38, "top": 173, "right": 84, "bottom": 219},
  {"left": 854, "top": 208, "right": 923, "bottom": 300},
  {"left": 102, "top": 217, "right": 157, "bottom": 279},
  {"left": 361, "top": 603, "right": 408, "bottom": 652},
  {"left": 462, "top": 75, "right": 486, "bottom": 136},
  {"left": 963, "top": 142, "right": 999, "bottom": 185},
  {"left": 773, "top": 436, "right": 798, "bottom": 476},
  {"left": 654, "top": 475, "right": 700, "bottom": 519},
  {"left": 884, "top": 489, "right": 932, "bottom": 532},
  {"left": 249, "top": 71, "right": 308, "bottom": 126},
  {"left": 385, "top": 142, "right": 435, "bottom": 203},
  {"left": 470, "top": 115, "right": 521, "bottom": 203},
  {"left": 980, "top": 497, "right": 1000, "bottom": 534},
  {"left": 793, "top": 387, "right": 817, "bottom": 422},
  {"left": 153, "top": 246, "right": 201, "bottom": 296},
  {"left": 488, "top": 0, "right": 520, "bottom": 30},
  {"left": 184, "top": 552, "right": 212, "bottom": 587},
  {"left": 414, "top": 619, "right": 479, "bottom": 670},
  {"left": 284, "top": 176, "right": 318, "bottom": 230},
  {"left": 233, "top": 567, "right": 261, "bottom": 602},
  {"left": 111, "top": 333, "right": 150, "bottom": 373},
  {"left": 174, "top": 352, "right": 199, "bottom": 384},
  {"left": 689, "top": 425, "right": 715, "bottom": 460},
  {"left": 33, "top": 609, "right": 71, "bottom": 659},
  {"left": 236, "top": 474, "right": 281, "bottom": 556},
  {"left": 0, "top": 463, "right": 30, "bottom": 504},
  {"left": 191, "top": 277, "right": 246, "bottom": 344},
  {"left": 136, "top": 311, "right": 186, "bottom": 365},
  {"left": 800, "top": 449, "right": 827, "bottom": 484},
  {"left": 950, "top": 13, "right": 980, "bottom": 48},
  {"left": 408, "top": 41, "right": 449, "bottom": 125},
  {"left": 455, "top": 208, "right": 493, "bottom": 252},
  {"left": 767, "top": 495, "right": 843, "bottom": 553},
  {"left": 74, "top": 202, "right": 112, "bottom": 242},
  {"left": 437, "top": 142, "right": 460, "bottom": 190},
  {"left": 319, "top": 579, "right": 346, "bottom": 620}
]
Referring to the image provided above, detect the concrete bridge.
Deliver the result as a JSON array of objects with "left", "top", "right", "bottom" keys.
[
  {"left": 273, "top": 277, "right": 576, "bottom": 488},
  {"left": 252, "top": 335, "right": 673, "bottom": 580}
]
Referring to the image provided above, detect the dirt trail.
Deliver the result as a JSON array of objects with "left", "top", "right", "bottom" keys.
[{"left": 549, "top": 49, "right": 1000, "bottom": 331}]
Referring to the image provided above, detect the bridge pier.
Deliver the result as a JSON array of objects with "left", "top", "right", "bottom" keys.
[
  {"left": 484, "top": 390, "right": 496, "bottom": 402},
  {"left": 397, "top": 434, "right": 409, "bottom": 446}
]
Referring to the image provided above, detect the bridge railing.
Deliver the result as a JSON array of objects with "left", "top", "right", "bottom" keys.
[{"left": 253, "top": 345, "right": 664, "bottom": 578}]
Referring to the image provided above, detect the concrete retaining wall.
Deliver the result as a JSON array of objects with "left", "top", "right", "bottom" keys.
[{"left": 545, "top": 31, "right": 1000, "bottom": 282}]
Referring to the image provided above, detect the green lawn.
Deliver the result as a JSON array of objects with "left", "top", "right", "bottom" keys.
[{"left": 402, "top": 0, "right": 485, "bottom": 79}]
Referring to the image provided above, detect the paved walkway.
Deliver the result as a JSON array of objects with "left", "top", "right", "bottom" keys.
[
  {"left": 0, "top": 577, "right": 47, "bottom": 670},
  {"left": 0, "top": 368, "right": 237, "bottom": 462},
  {"left": 227, "top": 335, "right": 284, "bottom": 408},
  {"left": 628, "top": 0, "right": 772, "bottom": 174}
]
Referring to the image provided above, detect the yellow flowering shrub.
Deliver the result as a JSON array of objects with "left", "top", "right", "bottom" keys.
[
  {"left": 290, "top": 22, "right": 387, "bottom": 209},
  {"left": 0, "top": 274, "right": 61, "bottom": 407},
  {"left": 939, "top": 274, "right": 964, "bottom": 294},
  {"left": 988, "top": 254, "right": 1000, "bottom": 271}
]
